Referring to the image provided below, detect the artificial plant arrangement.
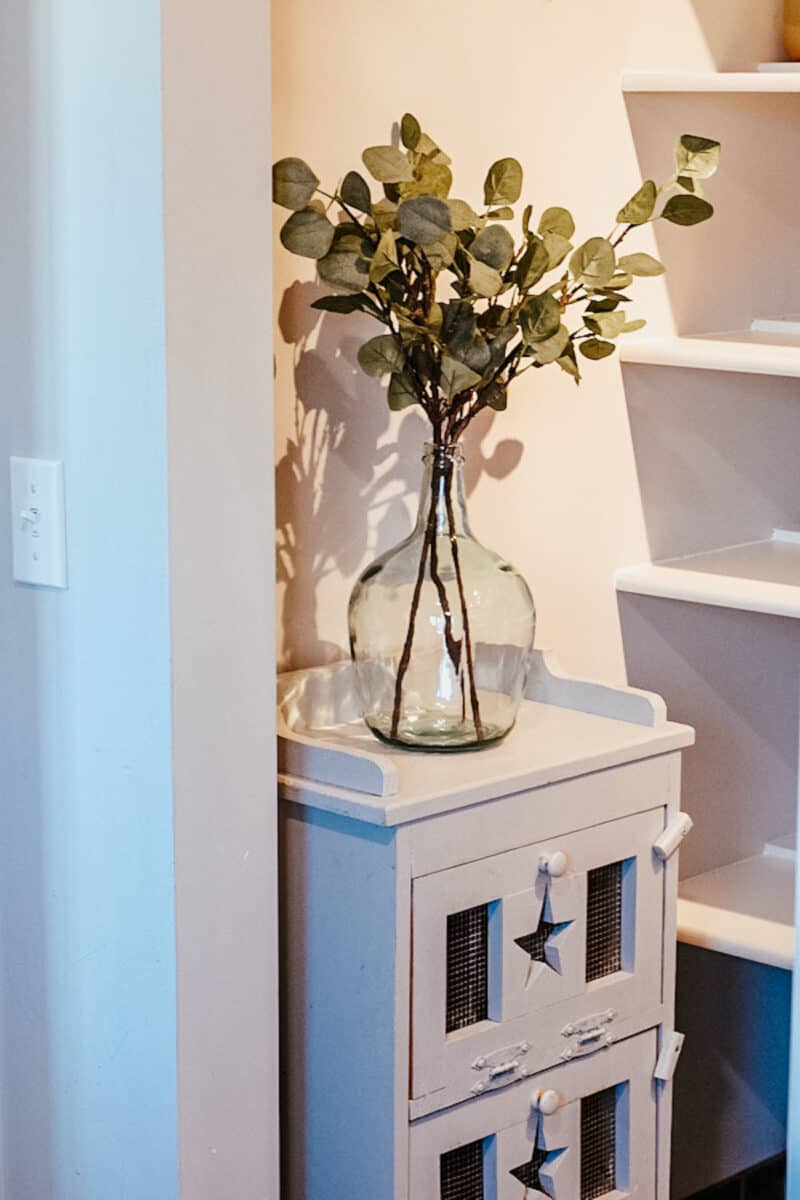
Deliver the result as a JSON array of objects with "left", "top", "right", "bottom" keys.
[{"left": 273, "top": 117, "right": 720, "bottom": 752}]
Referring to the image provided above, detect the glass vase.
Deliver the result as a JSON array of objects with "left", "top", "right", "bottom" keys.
[{"left": 348, "top": 442, "right": 535, "bottom": 751}]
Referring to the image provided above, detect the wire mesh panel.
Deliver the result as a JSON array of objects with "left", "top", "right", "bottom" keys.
[
  {"left": 446, "top": 904, "right": 488, "bottom": 1033},
  {"left": 440, "top": 1138, "right": 485, "bottom": 1200},
  {"left": 581, "top": 1085, "right": 618, "bottom": 1199},
  {"left": 585, "top": 860, "right": 623, "bottom": 983}
]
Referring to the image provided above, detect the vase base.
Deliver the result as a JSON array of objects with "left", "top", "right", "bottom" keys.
[{"left": 365, "top": 715, "right": 512, "bottom": 753}]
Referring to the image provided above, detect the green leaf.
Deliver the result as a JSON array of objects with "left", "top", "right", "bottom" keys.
[
  {"left": 483, "top": 157, "right": 523, "bottom": 206},
  {"left": 399, "top": 158, "right": 453, "bottom": 200},
  {"left": 488, "top": 206, "right": 514, "bottom": 220},
  {"left": 311, "top": 293, "right": 368, "bottom": 314},
  {"left": 516, "top": 237, "right": 549, "bottom": 289},
  {"left": 586, "top": 297, "right": 620, "bottom": 313},
  {"left": 538, "top": 206, "right": 575, "bottom": 239},
  {"left": 618, "top": 252, "right": 665, "bottom": 277},
  {"left": 362, "top": 145, "right": 414, "bottom": 184},
  {"left": 397, "top": 195, "right": 452, "bottom": 245},
  {"left": 400, "top": 113, "right": 421, "bottom": 151},
  {"left": 317, "top": 234, "right": 370, "bottom": 292},
  {"left": 440, "top": 354, "right": 481, "bottom": 400},
  {"left": 470, "top": 224, "right": 515, "bottom": 272},
  {"left": 445, "top": 307, "right": 492, "bottom": 374},
  {"left": 569, "top": 237, "right": 616, "bottom": 288},
  {"left": 520, "top": 292, "right": 561, "bottom": 345},
  {"left": 357, "top": 334, "right": 405, "bottom": 378},
  {"left": 369, "top": 230, "right": 399, "bottom": 283},
  {"left": 543, "top": 232, "right": 573, "bottom": 270},
  {"left": 661, "top": 194, "right": 714, "bottom": 226},
  {"left": 585, "top": 310, "right": 627, "bottom": 339},
  {"left": 675, "top": 134, "right": 721, "bottom": 181},
  {"left": 677, "top": 175, "right": 703, "bottom": 196},
  {"left": 424, "top": 232, "right": 458, "bottom": 271},
  {"left": 280, "top": 208, "right": 336, "bottom": 259},
  {"left": 558, "top": 351, "right": 581, "bottom": 384},
  {"left": 482, "top": 381, "right": 508, "bottom": 411},
  {"left": 616, "top": 179, "right": 657, "bottom": 225},
  {"left": 448, "top": 198, "right": 483, "bottom": 231},
  {"left": 608, "top": 273, "right": 633, "bottom": 290},
  {"left": 273, "top": 157, "right": 319, "bottom": 210},
  {"left": 532, "top": 323, "right": 570, "bottom": 364},
  {"left": 372, "top": 198, "right": 398, "bottom": 233},
  {"left": 622, "top": 318, "right": 647, "bottom": 333},
  {"left": 340, "top": 171, "right": 372, "bottom": 214},
  {"left": 415, "top": 132, "right": 450, "bottom": 164},
  {"left": 468, "top": 257, "right": 504, "bottom": 298},
  {"left": 522, "top": 204, "right": 533, "bottom": 235},
  {"left": 579, "top": 338, "right": 616, "bottom": 360},
  {"left": 388, "top": 371, "right": 419, "bottom": 411}
]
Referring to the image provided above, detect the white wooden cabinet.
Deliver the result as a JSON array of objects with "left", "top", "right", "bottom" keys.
[{"left": 279, "top": 653, "right": 694, "bottom": 1200}]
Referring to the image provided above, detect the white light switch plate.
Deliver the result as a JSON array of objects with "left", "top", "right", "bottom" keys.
[{"left": 10, "top": 457, "right": 68, "bottom": 588}]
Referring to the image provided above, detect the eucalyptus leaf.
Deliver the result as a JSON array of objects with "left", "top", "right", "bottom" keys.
[
  {"left": 622, "top": 318, "right": 647, "bottom": 333},
  {"left": 522, "top": 204, "right": 533, "bottom": 235},
  {"left": 311, "top": 293, "right": 368, "bottom": 314},
  {"left": 569, "top": 237, "right": 616, "bottom": 288},
  {"left": 397, "top": 195, "right": 452, "bottom": 245},
  {"left": 579, "top": 338, "right": 616, "bottom": 360},
  {"left": 400, "top": 158, "right": 453, "bottom": 199},
  {"left": 362, "top": 145, "right": 414, "bottom": 184},
  {"left": 677, "top": 175, "right": 703, "bottom": 196},
  {"left": 448, "top": 198, "right": 483, "bottom": 230},
  {"left": 488, "top": 206, "right": 514, "bottom": 220},
  {"left": 585, "top": 310, "right": 626, "bottom": 339},
  {"left": 543, "top": 232, "right": 573, "bottom": 270},
  {"left": 608, "top": 273, "right": 633, "bottom": 290},
  {"left": 471, "top": 224, "right": 515, "bottom": 273},
  {"left": 372, "top": 198, "right": 398, "bottom": 233},
  {"left": 369, "top": 230, "right": 400, "bottom": 283},
  {"left": 538, "top": 206, "right": 575, "bottom": 239},
  {"left": 483, "top": 381, "right": 508, "bottom": 411},
  {"left": 340, "top": 170, "right": 372, "bottom": 214},
  {"left": 532, "top": 324, "right": 570, "bottom": 364},
  {"left": 483, "top": 157, "right": 523, "bottom": 206},
  {"left": 357, "top": 334, "right": 405, "bottom": 378},
  {"left": 441, "top": 354, "right": 482, "bottom": 399},
  {"left": 468, "top": 257, "right": 504, "bottom": 298},
  {"left": 557, "top": 351, "right": 581, "bottom": 383},
  {"left": 661, "top": 194, "right": 714, "bottom": 226},
  {"left": 388, "top": 371, "right": 419, "bottom": 410},
  {"left": 675, "top": 134, "right": 720, "bottom": 180},
  {"left": 616, "top": 179, "right": 657, "bottom": 225},
  {"left": 280, "top": 208, "right": 336, "bottom": 259},
  {"left": 424, "top": 232, "right": 458, "bottom": 271},
  {"left": 317, "top": 236, "right": 370, "bottom": 292},
  {"left": 618, "top": 252, "right": 665, "bottom": 277},
  {"left": 516, "top": 238, "right": 549, "bottom": 289},
  {"left": 400, "top": 113, "right": 421, "bottom": 151},
  {"left": 273, "top": 157, "right": 319, "bottom": 210},
  {"left": 520, "top": 292, "right": 561, "bottom": 345}
]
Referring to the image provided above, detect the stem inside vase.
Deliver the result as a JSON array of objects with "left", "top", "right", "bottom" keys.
[{"left": 389, "top": 443, "right": 484, "bottom": 742}]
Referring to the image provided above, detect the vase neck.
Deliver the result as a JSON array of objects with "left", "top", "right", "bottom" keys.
[{"left": 415, "top": 442, "right": 471, "bottom": 537}]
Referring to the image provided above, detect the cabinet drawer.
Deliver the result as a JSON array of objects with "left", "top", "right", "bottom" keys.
[
  {"left": 410, "top": 1028, "right": 658, "bottom": 1200},
  {"left": 411, "top": 808, "right": 664, "bottom": 1112}
]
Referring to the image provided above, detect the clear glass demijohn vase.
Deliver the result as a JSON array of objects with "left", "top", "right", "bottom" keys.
[{"left": 348, "top": 442, "right": 535, "bottom": 751}]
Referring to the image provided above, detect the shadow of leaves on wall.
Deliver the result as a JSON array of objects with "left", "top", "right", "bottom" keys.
[{"left": 275, "top": 280, "right": 523, "bottom": 672}]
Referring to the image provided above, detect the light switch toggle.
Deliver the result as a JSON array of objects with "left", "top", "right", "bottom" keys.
[{"left": 10, "top": 457, "right": 68, "bottom": 588}]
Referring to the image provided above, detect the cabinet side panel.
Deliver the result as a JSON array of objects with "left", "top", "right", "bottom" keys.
[{"left": 280, "top": 801, "right": 406, "bottom": 1200}]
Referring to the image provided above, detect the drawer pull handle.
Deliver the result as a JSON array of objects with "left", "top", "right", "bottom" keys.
[
  {"left": 531, "top": 1088, "right": 561, "bottom": 1115},
  {"left": 539, "top": 850, "right": 568, "bottom": 877},
  {"left": 488, "top": 1058, "right": 520, "bottom": 1079}
]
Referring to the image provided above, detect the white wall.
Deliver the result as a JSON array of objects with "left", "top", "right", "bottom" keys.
[
  {"left": 0, "top": 0, "right": 178, "bottom": 1195},
  {"left": 271, "top": 0, "right": 782, "bottom": 683},
  {"left": 0, "top": 1, "right": 279, "bottom": 1196}
]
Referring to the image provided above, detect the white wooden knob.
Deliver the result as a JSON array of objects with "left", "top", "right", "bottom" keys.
[
  {"left": 540, "top": 851, "right": 568, "bottom": 877},
  {"left": 531, "top": 1088, "right": 561, "bottom": 1115}
]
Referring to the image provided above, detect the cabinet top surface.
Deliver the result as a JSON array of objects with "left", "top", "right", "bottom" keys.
[{"left": 279, "top": 699, "right": 693, "bottom": 827}]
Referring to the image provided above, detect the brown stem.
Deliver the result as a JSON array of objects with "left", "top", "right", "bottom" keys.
[
  {"left": 444, "top": 462, "right": 484, "bottom": 740},
  {"left": 390, "top": 494, "right": 436, "bottom": 739},
  {"left": 428, "top": 461, "right": 465, "bottom": 711}
]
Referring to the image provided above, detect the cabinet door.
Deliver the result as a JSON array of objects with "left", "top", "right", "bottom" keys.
[
  {"left": 409, "top": 1029, "right": 658, "bottom": 1200},
  {"left": 411, "top": 808, "right": 664, "bottom": 1111}
]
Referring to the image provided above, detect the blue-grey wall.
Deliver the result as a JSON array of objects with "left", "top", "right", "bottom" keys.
[{"left": 0, "top": 0, "right": 178, "bottom": 1195}]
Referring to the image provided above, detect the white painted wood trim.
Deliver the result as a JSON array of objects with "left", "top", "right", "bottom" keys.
[
  {"left": 526, "top": 647, "right": 668, "bottom": 726},
  {"left": 616, "top": 560, "right": 800, "bottom": 620},
  {"left": 622, "top": 71, "right": 800, "bottom": 92},
  {"left": 620, "top": 335, "right": 800, "bottom": 378}
]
